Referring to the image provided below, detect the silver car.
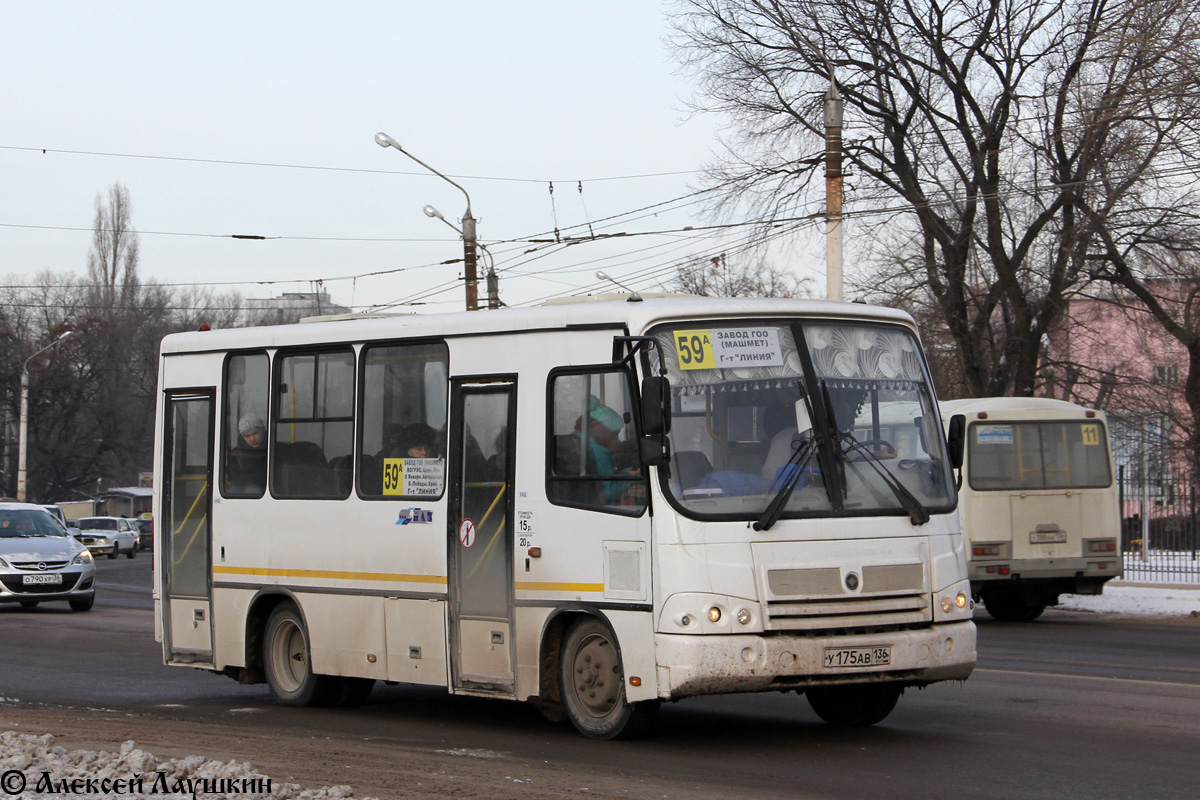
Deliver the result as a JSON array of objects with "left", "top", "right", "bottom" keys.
[{"left": 0, "top": 502, "right": 96, "bottom": 612}]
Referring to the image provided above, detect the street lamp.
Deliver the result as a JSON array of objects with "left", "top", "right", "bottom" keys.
[
  {"left": 375, "top": 132, "right": 487, "bottom": 311},
  {"left": 18, "top": 330, "right": 72, "bottom": 501},
  {"left": 424, "top": 205, "right": 500, "bottom": 309}
]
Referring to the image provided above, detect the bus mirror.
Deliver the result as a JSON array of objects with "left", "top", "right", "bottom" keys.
[
  {"left": 946, "top": 414, "right": 966, "bottom": 471},
  {"left": 639, "top": 435, "right": 671, "bottom": 468},
  {"left": 641, "top": 376, "right": 671, "bottom": 436}
]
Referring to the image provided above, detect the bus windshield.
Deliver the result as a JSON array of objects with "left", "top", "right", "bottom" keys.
[
  {"left": 967, "top": 420, "right": 1112, "bottom": 491},
  {"left": 651, "top": 320, "right": 956, "bottom": 521}
]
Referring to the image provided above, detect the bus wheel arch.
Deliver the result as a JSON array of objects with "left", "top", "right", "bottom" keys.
[
  {"left": 535, "top": 609, "right": 626, "bottom": 725},
  {"left": 243, "top": 592, "right": 297, "bottom": 684},
  {"left": 262, "top": 599, "right": 340, "bottom": 707},
  {"left": 555, "top": 613, "right": 660, "bottom": 739}
]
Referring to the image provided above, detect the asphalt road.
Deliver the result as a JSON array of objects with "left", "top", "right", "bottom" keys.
[{"left": 3, "top": 556, "right": 1199, "bottom": 800}]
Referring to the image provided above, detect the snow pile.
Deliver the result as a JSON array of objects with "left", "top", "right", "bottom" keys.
[
  {"left": 1056, "top": 585, "right": 1200, "bottom": 617},
  {"left": 0, "top": 731, "right": 376, "bottom": 800}
]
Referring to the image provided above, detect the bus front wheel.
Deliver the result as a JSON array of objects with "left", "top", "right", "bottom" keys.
[
  {"left": 806, "top": 684, "right": 902, "bottom": 726},
  {"left": 560, "top": 618, "right": 659, "bottom": 740},
  {"left": 263, "top": 603, "right": 336, "bottom": 707}
]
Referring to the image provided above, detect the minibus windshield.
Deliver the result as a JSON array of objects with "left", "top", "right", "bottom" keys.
[{"left": 650, "top": 320, "right": 956, "bottom": 522}]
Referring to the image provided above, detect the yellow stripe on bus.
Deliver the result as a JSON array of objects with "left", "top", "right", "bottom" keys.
[
  {"left": 514, "top": 581, "right": 605, "bottom": 593},
  {"left": 212, "top": 565, "right": 447, "bottom": 584}
]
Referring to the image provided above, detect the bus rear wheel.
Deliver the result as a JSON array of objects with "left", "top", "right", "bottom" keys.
[
  {"left": 560, "top": 618, "right": 659, "bottom": 740},
  {"left": 806, "top": 684, "right": 902, "bottom": 727},
  {"left": 983, "top": 589, "right": 1045, "bottom": 622},
  {"left": 263, "top": 603, "right": 336, "bottom": 707}
]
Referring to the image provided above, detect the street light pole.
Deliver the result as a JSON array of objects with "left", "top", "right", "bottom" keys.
[
  {"left": 17, "top": 330, "right": 72, "bottom": 501},
  {"left": 375, "top": 132, "right": 481, "bottom": 311}
]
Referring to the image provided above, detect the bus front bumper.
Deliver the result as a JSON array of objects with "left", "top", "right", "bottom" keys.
[{"left": 654, "top": 621, "right": 976, "bottom": 699}]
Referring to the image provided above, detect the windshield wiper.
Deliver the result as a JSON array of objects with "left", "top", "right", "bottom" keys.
[
  {"left": 752, "top": 435, "right": 818, "bottom": 532},
  {"left": 837, "top": 430, "right": 931, "bottom": 526}
]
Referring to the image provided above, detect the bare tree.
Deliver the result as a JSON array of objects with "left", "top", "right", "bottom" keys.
[
  {"left": 672, "top": 253, "right": 811, "bottom": 297},
  {"left": 87, "top": 183, "right": 140, "bottom": 308},
  {"left": 668, "top": 0, "right": 1200, "bottom": 398}
]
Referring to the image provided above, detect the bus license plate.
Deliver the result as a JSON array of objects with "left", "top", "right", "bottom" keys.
[
  {"left": 1030, "top": 531, "right": 1067, "bottom": 544},
  {"left": 22, "top": 573, "right": 62, "bottom": 585},
  {"left": 823, "top": 645, "right": 892, "bottom": 668}
]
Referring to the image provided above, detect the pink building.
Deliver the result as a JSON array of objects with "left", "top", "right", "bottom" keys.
[{"left": 1046, "top": 286, "right": 1194, "bottom": 543}]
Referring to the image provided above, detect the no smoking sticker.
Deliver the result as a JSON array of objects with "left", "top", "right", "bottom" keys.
[{"left": 458, "top": 518, "right": 476, "bottom": 548}]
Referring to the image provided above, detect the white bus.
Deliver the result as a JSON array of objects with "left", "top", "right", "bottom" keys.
[
  {"left": 939, "top": 398, "right": 1122, "bottom": 621},
  {"left": 153, "top": 297, "right": 975, "bottom": 738}
]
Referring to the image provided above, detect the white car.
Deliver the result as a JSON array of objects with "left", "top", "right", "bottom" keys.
[{"left": 75, "top": 517, "right": 140, "bottom": 559}]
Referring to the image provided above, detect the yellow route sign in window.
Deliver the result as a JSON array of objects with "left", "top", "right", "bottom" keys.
[
  {"left": 673, "top": 330, "right": 715, "bottom": 370},
  {"left": 1081, "top": 424, "right": 1100, "bottom": 446}
]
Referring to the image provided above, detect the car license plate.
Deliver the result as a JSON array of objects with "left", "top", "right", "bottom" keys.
[
  {"left": 1030, "top": 531, "right": 1067, "bottom": 544},
  {"left": 22, "top": 573, "right": 63, "bottom": 585},
  {"left": 823, "top": 645, "right": 892, "bottom": 668}
]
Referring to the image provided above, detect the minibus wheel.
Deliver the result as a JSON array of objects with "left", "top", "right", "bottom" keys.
[
  {"left": 806, "top": 683, "right": 902, "bottom": 726},
  {"left": 263, "top": 602, "right": 336, "bottom": 707},
  {"left": 983, "top": 588, "right": 1045, "bottom": 622},
  {"left": 560, "top": 617, "right": 659, "bottom": 739}
]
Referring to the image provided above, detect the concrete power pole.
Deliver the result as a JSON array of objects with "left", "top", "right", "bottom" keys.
[{"left": 824, "top": 80, "right": 844, "bottom": 302}]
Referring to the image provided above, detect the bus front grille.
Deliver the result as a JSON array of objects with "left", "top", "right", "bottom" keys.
[
  {"left": 764, "top": 594, "right": 930, "bottom": 631},
  {"left": 763, "top": 564, "right": 930, "bottom": 632}
]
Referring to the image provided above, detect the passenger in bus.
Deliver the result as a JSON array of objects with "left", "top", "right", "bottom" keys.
[
  {"left": 397, "top": 423, "right": 438, "bottom": 459},
  {"left": 574, "top": 397, "right": 630, "bottom": 503},
  {"left": 227, "top": 413, "right": 267, "bottom": 494}
]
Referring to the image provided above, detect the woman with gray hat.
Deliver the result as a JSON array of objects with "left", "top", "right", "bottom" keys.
[{"left": 225, "top": 413, "right": 267, "bottom": 494}]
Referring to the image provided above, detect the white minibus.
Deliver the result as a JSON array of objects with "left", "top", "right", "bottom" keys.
[
  {"left": 153, "top": 297, "right": 975, "bottom": 738},
  {"left": 940, "top": 398, "right": 1121, "bottom": 621}
]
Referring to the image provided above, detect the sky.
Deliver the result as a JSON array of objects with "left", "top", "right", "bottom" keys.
[{"left": 0, "top": 1, "right": 827, "bottom": 315}]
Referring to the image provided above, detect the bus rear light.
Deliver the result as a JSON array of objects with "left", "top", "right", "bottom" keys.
[
  {"left": 973, "top": 546, "right": 1000, "bottom": 556},
  {"left": 998, "top": 566, "right": 1010, "bottom": 575},
  {"left": 1088, "top": 540, "right": 1117, "bottom": 552},
  {"left": 1098, "top": 562, "right": 1108, "bottom": 569}
]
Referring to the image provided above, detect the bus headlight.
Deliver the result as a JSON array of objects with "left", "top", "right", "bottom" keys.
[
  {"left": 935, "top": 583, "right": 973, "bottom": 621},
  {"left": 661, "top": 594, "right": 762, "bottom": 633}
]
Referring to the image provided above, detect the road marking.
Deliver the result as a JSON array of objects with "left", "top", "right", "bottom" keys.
[{"left": 975, "top": 667, "right": 1200, "bottom": 689}]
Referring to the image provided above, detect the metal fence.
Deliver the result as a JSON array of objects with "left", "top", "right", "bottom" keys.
[{"left": 1117, "top": 466, "right": 1200, "bottom": 583}]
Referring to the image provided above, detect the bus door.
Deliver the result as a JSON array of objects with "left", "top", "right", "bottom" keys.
[
  {"left": 161, "top": 392, "right": 215, "bottom": 663},
  {"left": 448, "top": 379, "right": 516, "bottom": 692}
]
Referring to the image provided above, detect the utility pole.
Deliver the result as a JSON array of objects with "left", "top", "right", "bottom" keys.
[
  {"left": 824, "top": 80, "right": 844, "bottom": 302},
  {"left": 376, "top": 132, "right": 483, "bottom": 311},
  {"left": 18, "top": 330, "right": 72, "bottom": 501}
]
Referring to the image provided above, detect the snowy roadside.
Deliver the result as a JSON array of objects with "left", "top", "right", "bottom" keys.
[
  {"left": 0, "top": 730, "right": 376, "bottom": 800},
  {"left": 1052, "top": 582, "right": 1200, "bottom": 617}
]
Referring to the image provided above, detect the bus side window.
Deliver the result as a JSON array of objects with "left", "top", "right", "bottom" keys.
[
  {"left": 221, "top": 351, "right": 270, "bottom": 498},
  {"left": 357, "top": 342, "right": 449, "bottom": 500},
  {"left": 272, "top": 349, "right": 355, "bottom": 499},
  {"left": 546, "top": 369, "right": 647, "bottom": 515}
]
